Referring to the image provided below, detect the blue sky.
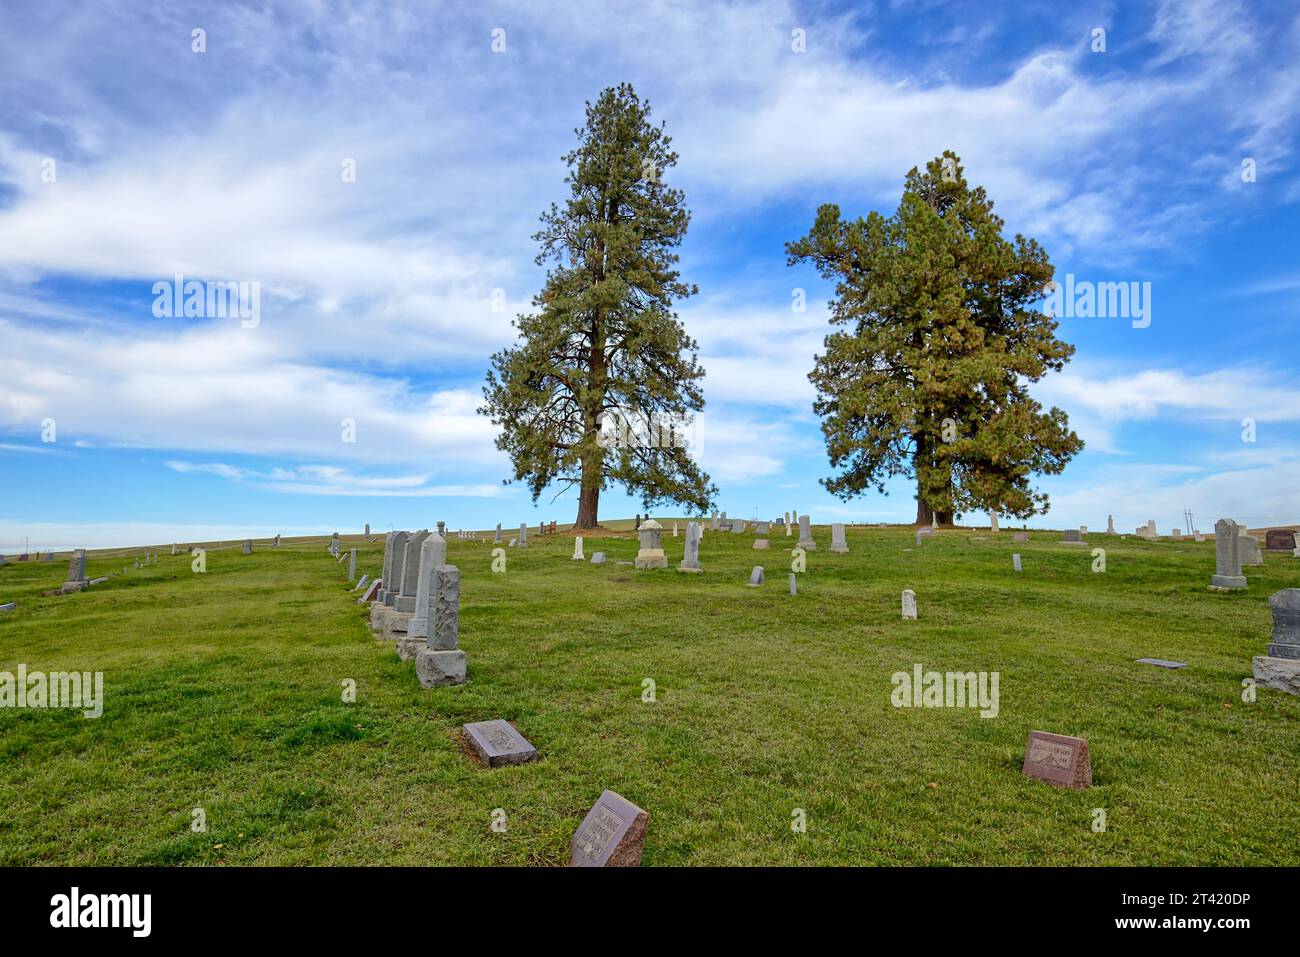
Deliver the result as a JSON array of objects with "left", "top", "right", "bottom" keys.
[{"left": 2, "top": 0, "right": 1298, "bottom": 550}]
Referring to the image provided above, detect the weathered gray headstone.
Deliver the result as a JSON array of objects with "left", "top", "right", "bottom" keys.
[
  {"left": 518, "top": 523, "right": 528, "bottom": 548},
  {"left": 797, "top": 515, "right": 816, "bottom": 551},
  {"left": 1106, "top": 514, "right": 1116, "bottom": 535},
  {"left": 347, "top": 548, "right": 357, "bottom": 581},
  {"left": 570, "top": 790, "right": 648, "bottom": 867},
  {"left": 748, "top": 566, "right": 764, "bottom": 587},
  {"left": 678, "top": 522, "right": 702, "bottom": 573},
  {"left": 572, "top": 536, "right": 584, "bottom": 561},
  {"left": 352, "top": 574, "right": 370, "bottom": 592},
  {"left": 1210, "top": 519, "right": 1246, "bottom": 590},
  {"left": 395, "top": 530, "right": 430, "bottom": 612},
  {"left": 591, "top": 552, "right": 605, "bottom": 564},
  {"left": 1253, "top": 592, "right": 1300, "bottom": 695},
  {"left": 829, "top": 523, "right": 848, "bottom": 554},
  {"left": 383, "top": 531, "right": 409, "bottom": 607},
  {"left": 1240, "top": 532, "right": 1264, "bottom": 567},
  {"left": 414, "top": 561, "right": 467, "bottom": 687},
  {"left": 242, "top": 539, "right": 252, "bottom": 555},
  {"left": 989, "top": 513, "right": 999, "bottom": 533},
  {"left": 788, "top": 573, "right": 797, "bottom": 596},
  {"left": 494, "top": 523, "right": 502, "bottom": 544},
  {"left": 407, "top": 534, "right": 447, "bottom": 640},
  {"left": 1012, "top": 553, "right": 1022, "bottom": 572},
  {"left": 0, "top": 602, "right": 14, "bottom": 612},
  {"left": 901, "top": 588, "right": 917, "bottom": 620},
  {"left": 1062, "top": 528, "right": 1083, "bottom": 544},
  {"left": 65, "top": 550, "right": 88, "bottom": 590},
  {"left": 463, "top": 719, "right": 538, "bottom": 768}
]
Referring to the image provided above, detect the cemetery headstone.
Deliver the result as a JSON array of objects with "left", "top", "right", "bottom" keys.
[
  {"left": 1239, "top": 531, "right": 1264, "bottom": 566},
  {"left": 415, "top": 562, "right": 467, "bottom": 687},
  {"left": 797, "top": 515, "right": 817, "bottom": 551},
  {"left": 570, "top": 790, "right": 648, "bottom": 867},
  {"left": 494, "top": 523, "right": 502, "bottom": 544},
  {"left": 788, "top": 573, "right": 797, "bottom": 596},
  {"left": 242, "top": 539, "right": 252, "bottom": 555},
  {"left": 518, "top": 523, "right": 528, "bottom": 548},
  {"left": 1210, "top": 519, "right": 1247, "bottom": 590},
  {"left": 1252, "top": 589, "right": 1300, "bottom": 695},
  {"left": 383, "top": 531, "right": 410, "bottom": 607},
  {"left": 1266, "top": 529, "right": 1297, "bottom": 552},
  {"left": 1135, "top": 658, "right": 1186, "bottom": 669},
  {"left": 462, "top": 720, "right": 538, "bottom": 768},
  {"left": 1013, "top": 531, "right": 1028, "bottom": 542},
  {"left": 1061, "top": 529, "right": 1084, "bottom": 544},
  {"left": 901, "top": 589, "right": 917, "bottom": 620},
  {"left": 352, "top": 574, "right": 370, "bottom": 592},
  {"left": 635, "top": 519, "right": 667, "bottom": 569},
  {"left": 1021, "top": 731, "right": 1092, "bottom": 789},
  {"left": 1012, "top": 554, "right": 1022, "bottom": 572},
  {"left": 829, "top": 523, "right": 848, "bottom": 554},
  {"left": 572, "top": 536, "right": 585, "bottom": 561},
  {"left": 348, "top": 547, "right": 357, "bottom": 581},
  {"left": 591, "top": 552, "right": 605, "bottom": 565},
  {"left": 748, "top": 566, "right": 764, "bottom": 587},
  {"left": 1106, "top": 514, "right": 1116, "bottom": 535},
  {"left": 678, "top": 522, "right": 702, "bottom": 573},
  {"left": 396, "top": 530, "right": 430, "bottom": 613}
]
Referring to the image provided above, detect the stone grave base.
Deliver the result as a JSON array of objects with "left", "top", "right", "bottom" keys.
[
  {"left": 1209, "top": 575, "right": 1247, "bottom": 591},
  {"left": 1253, "top": 656, "right": 1300, "bottom": 696},
  {"left": 634, "top": 552, "right": 667, "bottom": 570},
  {"left": 381, "top": 612, "right": 412, "bottom": 639},
  {"left": 677, "top": 564, "right": 702, "bottom": 573},
  {"left": 829, "top": 546, "right": 848, "bottom": 554},
  {"left": 416, "top": 649, "right": 467, "bottom": 687},
  {"left": 395, "top": 636, "right": 426, "bottom": 662}
]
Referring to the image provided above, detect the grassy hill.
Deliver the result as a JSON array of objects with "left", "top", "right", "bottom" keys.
[{"left": 1, "top": 525, "right": 1297, "bottom": 865}]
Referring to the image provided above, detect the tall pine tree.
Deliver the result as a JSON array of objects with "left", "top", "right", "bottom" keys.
[
  {"left": 481, "top": 84, "right": 715, "bottom": 528},
  {"left": 787, "top": 152, "right": 1083, "bottom": 525}
]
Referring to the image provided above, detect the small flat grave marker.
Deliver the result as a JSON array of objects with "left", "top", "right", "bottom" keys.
[
  {"left": 463, "top": 720, "right": 538, "bottom": 768},
  {"left": 1135, "top": 658, "right": 1186, "bottom": 669},
  {"left": 1021, "top": 731, "right": 1092, "bottom": 789},
  {"left": 570, "top": 789, "right": 649, "bottom": 867}
]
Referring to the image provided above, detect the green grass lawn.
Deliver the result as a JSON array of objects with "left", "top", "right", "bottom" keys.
[{"left": 1, "top": 526, "right": 1298, "bottom": 866}]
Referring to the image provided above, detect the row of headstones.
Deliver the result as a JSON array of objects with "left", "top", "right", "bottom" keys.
[
  {"left": 369, "top": 530, "right": 468, "bottom": 687},
  {"left": 345, "top": 533, "right": 646, "bottom": 864},
  {"left": 0, "top": 552, "right": 55, "bottom": 565}
]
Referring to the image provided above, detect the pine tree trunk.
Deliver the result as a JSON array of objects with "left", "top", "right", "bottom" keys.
[
  {"left": 914, "top": 485, "right": 952, "bottom": 526},
  {"left": 575, "top": 467, "right": 601, "bottom": 528}
]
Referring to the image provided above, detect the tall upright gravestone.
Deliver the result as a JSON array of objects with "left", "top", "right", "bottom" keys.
[
  {"left": 518, "top": 523, "right": 528, "bottom": 548},
  {"left": 1239, "top": 532, "right": 1264, "bottom": 567},
  {"left": 383, "top": 531, "right": 410, "bottom": 608},
  {"left": 797, "top": 515, "right": 817, "bottom": 551},
  {"left": 415, "top": 561, "right": 468, "bottom": 687},
  {"left": 407, "top": 533, "right": 447, "bottom": 640},
  {"left": 678, "top": 521, "right": 702, "bottom": 573},
  {"left": 829, "top": 523, "right": 848, "bottom": 554},
  {"left": 396, "top": 530, "right": 431, "bottom": 613},
  {"left": 1210, "top": 519, "right": 1246, "bottom": 590}
]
